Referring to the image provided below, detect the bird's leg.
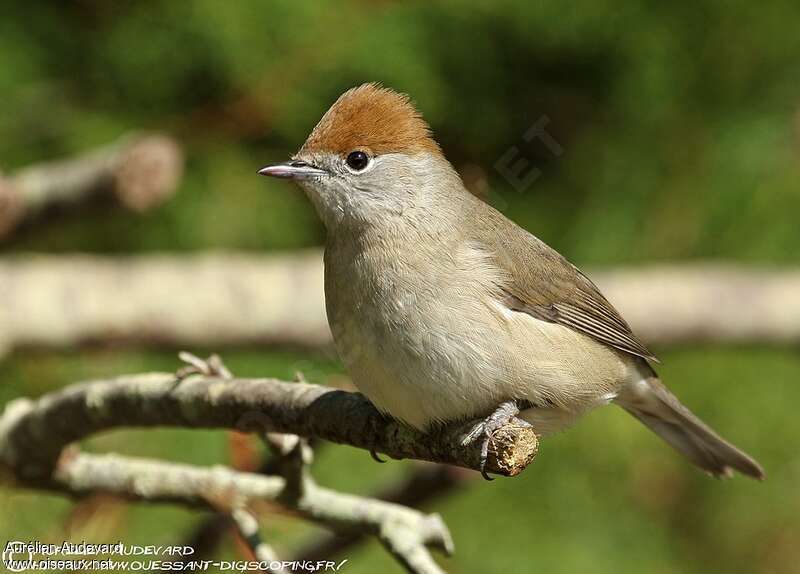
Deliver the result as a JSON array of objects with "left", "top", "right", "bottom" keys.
[{"left": 462, "top": 399, "right": 533, "bottom": 480}]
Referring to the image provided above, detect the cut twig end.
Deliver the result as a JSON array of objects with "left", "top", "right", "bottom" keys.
[
  {"left": 114, "top": 134, "right": 184, "bottom": 212},
  {"left": 487, "top": 421, "right": 539, "bottom": 477}
]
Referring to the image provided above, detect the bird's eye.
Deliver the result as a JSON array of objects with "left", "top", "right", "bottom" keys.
[{"left": 345, "top": 150, "right": 370, "bottom": 171}]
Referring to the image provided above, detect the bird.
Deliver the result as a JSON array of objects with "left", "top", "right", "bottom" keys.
[{"left": 259, "top": 83, "right": 764, "bottom": 481}]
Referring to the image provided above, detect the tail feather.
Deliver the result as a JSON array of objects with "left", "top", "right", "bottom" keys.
[{"left": 616, "top": 378, "right": 764, "bottom": 480}]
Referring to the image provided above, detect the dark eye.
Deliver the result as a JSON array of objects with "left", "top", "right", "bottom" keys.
[{"left": 345, "top": 150, "right": 370, "bottom": 171}]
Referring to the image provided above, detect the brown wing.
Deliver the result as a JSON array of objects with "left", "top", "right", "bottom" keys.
[
  {"left": 500, "top": 277, "right": 658, "bottom": 361},
  {"left": 470, "top": 200, "right": 658, "bottom": 362}
]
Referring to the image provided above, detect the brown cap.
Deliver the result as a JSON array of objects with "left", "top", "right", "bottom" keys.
[{"left": 299, "top": 83, "right": 441, "bottom": 158}]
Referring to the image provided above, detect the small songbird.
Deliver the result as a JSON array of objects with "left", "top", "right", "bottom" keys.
[{"left": 259, "top": 83, "right": 764, "bottom": 480}]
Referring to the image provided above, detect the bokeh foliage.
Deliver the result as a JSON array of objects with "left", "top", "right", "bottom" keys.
[{"left": 1, "top": 1, "right": 798, "bottom": 573}]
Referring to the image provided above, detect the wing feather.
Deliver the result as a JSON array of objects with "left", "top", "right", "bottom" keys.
[{"left": 469, "top": 198, "right": 657, "bottom": 362}]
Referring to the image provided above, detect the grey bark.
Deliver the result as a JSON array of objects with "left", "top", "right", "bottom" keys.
[
  {"left": 0, "top": 361, "right": 531, "bottom": 573},
  {"left": 0, "top": 132, "right": 183, "bottom": 237},
  {"left": 1, "top": 254, "right": 797, "bottom": 360},
  {"left": 0, "top": 371, "right": 538, "bottom": 482}
]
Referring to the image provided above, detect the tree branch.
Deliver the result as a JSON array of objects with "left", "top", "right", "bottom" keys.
[
  {"left": 291, "top": 464, "right": 469, "bottom": 568},
  {"left": 1, "top": 255, "right": 797, "bottom": 359},
  {"left": 50, "top": 450, "right": 450, "bottom": 573},
  {"left": 0, "top": 132, "right": 183, "bottom": 237},
  {"left": 0, "top": 371, "right": 538, "bottom": 483},
  {"left": 0, "top": 358, "right": 491, "bottom": 573},
  {"left": 229, "top": 507, "right": 286, "bottom": 573},
  {"left": 0, "top": 252, "right": 328, "bottom": 358}
]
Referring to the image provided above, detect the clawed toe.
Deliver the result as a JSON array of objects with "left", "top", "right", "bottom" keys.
[
  {"left": 461, "top": 421, "right": 486, "bottom": 447},
  {"left": 464, "top": 399, "right": 529, "bottom": 480},
  {"left": 370, "top": 448, "right": 386, "bottom": 463},
  {"left": 479, "top": 439, "right": 494, "bottom": 481}
]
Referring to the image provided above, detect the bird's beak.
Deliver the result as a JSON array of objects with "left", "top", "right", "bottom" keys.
[{"left": 257, "top": 160, "right": 328, "bottom": 180}]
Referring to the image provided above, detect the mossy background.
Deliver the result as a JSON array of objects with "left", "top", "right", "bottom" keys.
[{"left": 1, "top": 2, "right": 799, "bottom": 572}]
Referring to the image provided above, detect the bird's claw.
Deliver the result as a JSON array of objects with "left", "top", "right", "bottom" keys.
[
  {"left": 369, "top": 448, "right": 386, "bottom": 463},
  {"left": 463, "top": 399, "right": 530, "bottom": 480}
]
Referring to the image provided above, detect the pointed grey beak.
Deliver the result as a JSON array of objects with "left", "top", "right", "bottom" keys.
[{"left": 258, "top": 160, "right": 328, "bottom": 180}]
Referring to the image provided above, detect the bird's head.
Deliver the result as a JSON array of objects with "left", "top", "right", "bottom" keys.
[{"left": 259, "top": 83, "right": 459, "bottom": 229}]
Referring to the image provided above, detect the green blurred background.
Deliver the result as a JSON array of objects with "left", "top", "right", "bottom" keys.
[{"left": 1, "top": 1, "right": 799, "bottom": 572}]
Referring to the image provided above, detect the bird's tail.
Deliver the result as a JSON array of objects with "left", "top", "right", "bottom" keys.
[{"left": 615, "top": 377, "right": 764, "bottom": 480}]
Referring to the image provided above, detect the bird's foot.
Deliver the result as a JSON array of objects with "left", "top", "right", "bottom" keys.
[
  {"left": 462, "top": 399, "right": 532, "bottom": 481},
  {"left": 369, "top": 449, "right": 386, "bottom": 463}
]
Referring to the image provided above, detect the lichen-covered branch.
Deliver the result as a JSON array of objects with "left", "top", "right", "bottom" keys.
[
  {"left": 0, "top": 360, "right": 500, "bottom": 573},
  {"left": 0, "top": 132, "right": 183, "bottom": 237},
  {"left": 0, "top": 370, "right": 538, "bottom": 483},
  {"left": 0, "top": 252, "right": 327, "bottom": 358},
  {"left": 229, "top": 507, "right": 286, "bottom": 573},
  {"left": 51, "top": 451, "right": 450, "bottom": 573},
  {"left": 1, "top": 255, "right": 798, "bottom": 360},
  {"left": 291, "top": 464, "right": 469, "bottom": 568}
]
